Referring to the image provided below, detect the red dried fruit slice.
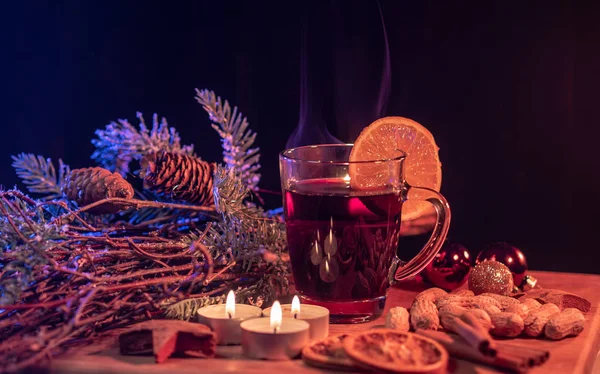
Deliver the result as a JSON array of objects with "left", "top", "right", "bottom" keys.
[{"left": 343, "top": 329, "right": 448, "bottom": 373}]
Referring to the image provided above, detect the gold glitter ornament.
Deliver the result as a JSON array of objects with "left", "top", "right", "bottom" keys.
[{"left": 468, "top": 260, "right": 514, "bottom": 295}]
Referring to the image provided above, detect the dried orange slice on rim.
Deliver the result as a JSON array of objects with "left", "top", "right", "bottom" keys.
[{"left": 349, "top": 116, "right": 442, "bottom": 221}]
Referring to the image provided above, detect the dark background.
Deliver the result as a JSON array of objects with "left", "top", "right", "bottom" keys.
[{"left": 1, "top": 1, "right": 599, "bottom": 273}]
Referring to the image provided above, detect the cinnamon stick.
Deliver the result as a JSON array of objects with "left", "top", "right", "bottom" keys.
[
  {"left": 461, "top": 312, "right": 498, "bottom": 356},
  {"left": 439, "top": 313, "right": 496, "bottom": 357},
  {"left": 416, "top": 329, "right": 528, "bottom": 372},
  {"left": 496, "top": 350, "right": 534, "bottom": 368},
  {"left": 499, "top": 343, "right": 549, "bottom": 365}
]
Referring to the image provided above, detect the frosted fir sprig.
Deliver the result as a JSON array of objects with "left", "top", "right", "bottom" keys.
[
  {"left": 0, "top": 191, "right": 67, "bottom": 304},
  {"left": 207, "top": 166, "right": 286, "bottom": 262},
  {"left": 91, "top": 112, "right": 195, "bottom": 176},
  {"left": 195, "top": 89, "right": 261, "bottom": 190},
  {"left": 11, "top": 154, "right": 70, "bottom": 200}
]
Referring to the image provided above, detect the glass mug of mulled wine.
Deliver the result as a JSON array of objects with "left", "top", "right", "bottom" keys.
[{"left": 279, "top": 144, "right": 451, "bottom": 323}]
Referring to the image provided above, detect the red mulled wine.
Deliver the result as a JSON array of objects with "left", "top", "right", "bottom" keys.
[{"left": 284, "top": 178, "right": 402, "bottom": 322}]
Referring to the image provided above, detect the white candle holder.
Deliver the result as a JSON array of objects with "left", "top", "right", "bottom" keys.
[
  {"left": 241, "top": 317, "right": 309, "bottom": 360},
  {"left": 197, "top": 304, "right": 262, "bottom": 345},
  {"left": 263, "top": 297, "right": 329, "bottom": 341}
]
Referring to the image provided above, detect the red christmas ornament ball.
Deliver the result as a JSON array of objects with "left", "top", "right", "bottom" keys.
[
  {"left": 476, "top": 242, "right": 528, "bottom": 286},
  {"left": 421, "top": 241, "right": 473, "bottom": 291}
]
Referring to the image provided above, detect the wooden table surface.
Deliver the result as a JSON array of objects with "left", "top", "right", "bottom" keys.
[{"left": 48, "top": 270, "right": 600, "bottom": 374}]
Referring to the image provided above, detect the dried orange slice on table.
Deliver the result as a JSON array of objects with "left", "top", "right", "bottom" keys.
[
  {"left": 343, "top": 329, "right": 448, "bottom": 373},
  {"left": 349, "top": 116, "right": 442, "bottom": 222},
  {"left": 302, "top": 334, "right": 358, "bottom": 371}
]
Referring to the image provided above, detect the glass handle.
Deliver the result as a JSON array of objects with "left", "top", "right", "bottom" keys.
[{"left": 388, "top": 185, "right": 451, "bottom": 283}]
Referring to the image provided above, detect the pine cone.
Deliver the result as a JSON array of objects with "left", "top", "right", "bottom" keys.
[
  {"left": 140, "top": 151, "right": 216, "bottom": 206},
  {"left": 62, "top": 167, "right": 134, "bottom": 214}
]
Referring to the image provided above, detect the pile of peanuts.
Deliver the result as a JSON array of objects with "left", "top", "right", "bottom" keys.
[{"left": 385, "top": 288, "right": 586, "bottom": 340}]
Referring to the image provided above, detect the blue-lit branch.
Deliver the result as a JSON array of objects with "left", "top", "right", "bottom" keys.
[{"left": 91, "top": 112, "right": 195, "bottom": 176}]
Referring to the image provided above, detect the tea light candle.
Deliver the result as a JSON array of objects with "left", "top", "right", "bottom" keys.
[
  {"left": 197, "top": 290, "right": 262, "bottom": 345},
  {"left": 263, "top": 296, "right": 329, "bottom": 341},
  {"left": 241, "top": 301, "right": 309, "bottom": 360}
]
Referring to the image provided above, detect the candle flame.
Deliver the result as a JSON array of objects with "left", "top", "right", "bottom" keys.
[
  {"left": 226, "top": 290, "right": 235, "bottom": 318},
  {"left": 270, "top": 301, "right": 282, "bottom": 333},
  {"left": 291, "top": 296, "right": 301, "bottom": 318},
  {"left": 343, "top": 174, "right": 351, "bottom": 182}
]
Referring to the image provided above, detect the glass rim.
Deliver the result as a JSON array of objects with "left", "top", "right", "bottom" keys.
[{"left": 279, "top": 144, "right": 406, "bottom": 165}]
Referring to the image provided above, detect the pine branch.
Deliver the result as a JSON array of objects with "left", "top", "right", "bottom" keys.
[
  {"left": 164, "top": 294, "right": 227, "bottom": 321},
  {"left": 1, "top": 245, "right": 49, "bottom": 305},
  {"left": 11, "top": 154, "right": 70, "bottom": 199},
  {"left": 212, "top": 166, "right": 256, "bottom": 218},
  {"left": 126, "top": 190, "right": 185, "bottom": 225},
  {"left": 169, "top": 166, "right": 289, "bottom": 318},
  {"left": 91, "top": 112, "right": 194, "bottom": 176},
  {"left": 207, "top": 166, "right": 286, "bottom": 263},
  {"left": 0, "top": 191, "right": 66, "bottom": 304},
  {"left": 195, "top": 89, "right": 261, "bottom": 190},
  {"left": 163, "top": 260, "right": 289, "bottom": 320}
]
